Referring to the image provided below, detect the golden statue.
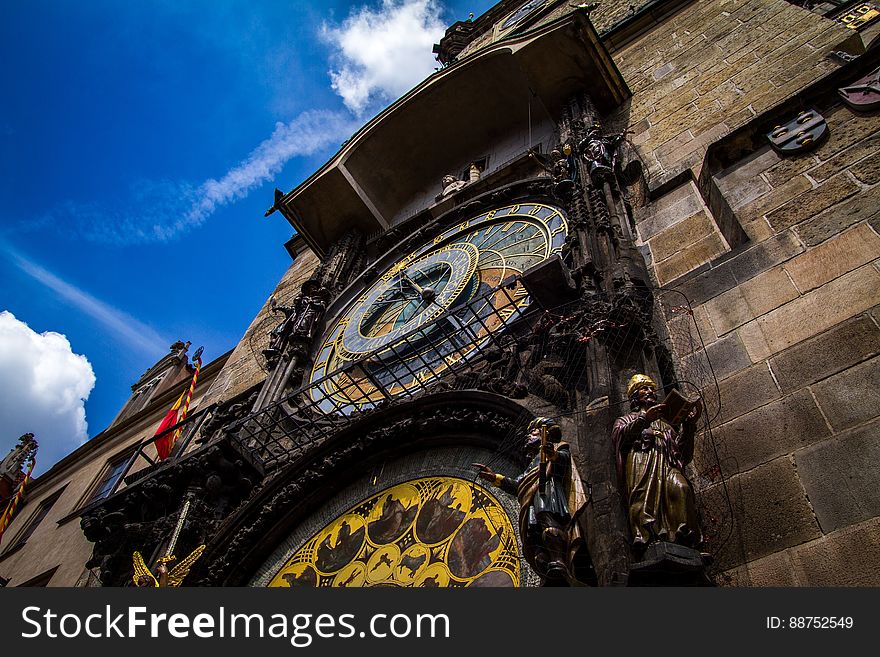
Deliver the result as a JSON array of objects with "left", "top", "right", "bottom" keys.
[
  {"left": 132, "top": 493, "right": 204, "bottom": 587},
  {"left": 132, "top": 545, "right": 205, "bottom": 587},
  {"left": 612, "top": 374, "right": 702, "bottom": 553}
]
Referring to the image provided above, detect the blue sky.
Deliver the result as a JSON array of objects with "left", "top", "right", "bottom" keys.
[{"left": 0, "top": 0, "right": 496, "bottom": 473}]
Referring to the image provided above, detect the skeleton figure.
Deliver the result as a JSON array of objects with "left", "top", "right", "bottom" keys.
[{"left": 578, "top": 123, "right": 627, "bottom": 184}]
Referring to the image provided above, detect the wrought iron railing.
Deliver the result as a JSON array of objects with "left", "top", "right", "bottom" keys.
[
  {"left": 77, "top": 405, "right": 214, "bottom": 514},
  {"left": 227, "top": 280, "right": 540, "bottom": 471}
]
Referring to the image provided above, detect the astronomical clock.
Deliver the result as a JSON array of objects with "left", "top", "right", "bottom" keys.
[{"left": 308, "top": 202, "right": 568, "bottom": 412}]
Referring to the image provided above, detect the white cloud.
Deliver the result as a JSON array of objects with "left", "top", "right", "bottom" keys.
[
  {"left": 6, "top": 248, "right": 168, "bottom": 357},
  {"left": 0, "top": 311, "right": 96, "bottom": 464},
  {"left": 185, "top": 110, "right": 357, "bottom": 228},
  {"left": 322, "top": 0, "right": 446, "bottom": 113},
  {"left": 10, "top": 109, "right": 355, "bottom": 246}
]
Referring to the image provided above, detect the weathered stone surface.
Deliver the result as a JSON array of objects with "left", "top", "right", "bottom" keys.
[
  {"left": 769, "top": 314, "right": 880, "bottom": 393},
  {"left": 715, "top": 363, "right": 782, "bottom": 423},
  {"left": 764, "top": 153, "right": 819, "bottom": 188},
  {"left": 796, "top": 420, "right": 880, "bottom": 533},
  {"left": 713, "top": 147, "right": 777, "bottom": 209},
  {"left": 813, "top": 109, "right": 880, "bottom": 162},
  {"left": 704, "top": 266, "right": 799, "bottom": 335},
  {"left": 783, "top": 224, "right": 880, "bottom": 293},
  {"left": 848, "top": 154, "right": 880, "bottom": 185},
  {"left": 790, "top": 517, "right": 880, "bottom": 586},
  {"left": 718, "top": 457, "right": 822, "bottom": 568},
  {"left": 811, "top": 355, "right": 880, "bottom": 432},
  {"left": 654, "top": 128, "right": 693, "bottom": 163},
  {"left": 649, "top": 211, "right": 716, "bottom": 262},
  {"left": 668, "top": 303, "right": 717, "bottom": 357},
  {"left": 657, "top": 122, "right": 728, "bottom": 174},
  {"left": 714, "top": 389, "right": 830, "bottom": 475},
  {"left": 637, "top": 182, "right": 704, "bottom": 241},
  {"left": 765, "top": 174, "right": 860, "bottom": 231},
  {"left": 672, "top": 265, "right": 738, "bottom": 307},
  {"left": 794, "top": 186, "right": 880, "bottom": 246},
  {"left": 723, "top": 550, "right": 799, "bottom": 587},
  {"left": 738, "top": 264, "right": 880, "bottom": 361},
  {"left": 735, "top": 175, "right": 812, "bottom": 225},
  {"left": 810, "top": 132, "right": 880, "bottom": 183},
  {"left": 740, "top": 217, "right": 774, "bottom": 243},
  {"left": 655, "top": 232, "right": 727, "bottom": 285},
  {"left": 684, "top": 329, "right": 752, "bottom": 383},
  {"left": 726, "top": 230, "right": 804, "bottom": 284}
]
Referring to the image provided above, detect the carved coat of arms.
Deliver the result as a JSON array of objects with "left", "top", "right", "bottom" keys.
[
  {"left": 838, "top": 67, "right": 880, "bottom": 112},
  {"left": 767, "top": 110, "right": 828, "bottom": 155}
]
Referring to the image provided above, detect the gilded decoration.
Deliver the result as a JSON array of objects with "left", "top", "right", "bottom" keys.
[{"left": 268, "top": 477, "right": 520, "bottom": 587}]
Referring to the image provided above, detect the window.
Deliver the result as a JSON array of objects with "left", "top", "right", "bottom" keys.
[
  {"left": 2, "top": 488, "right": 65, "bottom": 555},
  {"left": 85, "top": 450, "right": 134, "bottom": 506}
]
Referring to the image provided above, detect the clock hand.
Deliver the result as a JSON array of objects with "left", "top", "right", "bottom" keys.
[{"left": 398, "top": 272, "right": 437, "bottom": 304}]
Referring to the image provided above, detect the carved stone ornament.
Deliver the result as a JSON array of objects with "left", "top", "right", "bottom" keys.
[
  {"left": 767, "top": 109, "right": 828, "bottom": 155},
  {"left": 0, "top": 433, "right": 37, "bottom": 482},
  {"left": 838, "top": 66, "right": 880, "bottom": 112}
]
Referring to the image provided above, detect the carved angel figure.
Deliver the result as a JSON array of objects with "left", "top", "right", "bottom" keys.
[{"left": 132, "top": 545, "right": 206, "bottom": 587}]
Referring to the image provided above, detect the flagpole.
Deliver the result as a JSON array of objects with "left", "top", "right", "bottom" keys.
[{"left": 154, "top": 346, "right": 203, "bottom": 461}]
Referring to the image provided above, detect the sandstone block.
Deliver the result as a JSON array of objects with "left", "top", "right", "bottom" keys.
[
  {"left": 726, "top": 230, "right": 803, "bottom": 284},
  {"left": 713, "top": 146, "right": 777, "bottom": 209},
  {"left": 795, "top": 420, "right": 880, "bottom": 533},
  {"left": 735, "top": 175, "right": 812, "bottom": 225},
  {"left": 790, "top": 518, "right": 880, "bottom": 586},
  {"left": 794, "top": 186, "right": 880, "bottom": 246},
  {"left": 723, "top": 550, "right": 799, "bottom": 587},
  {"left": 672, "top": 265, "right": 738, "bottom": 307},
  {"left": 764, "top": 153, "right": 819, "bottom": 188},
  {"left": 741, "top": 218, "right": 774, "bottom": 243},
  {"left": 810, "top": 131, "right": 880, "bottom": 183},
  {"left": 717, "top": 457, "right": 822, "bottom": 568},
  {"left": 683, "top": 330, "right": 752, "bottom": 383},
  {"left": 649, "top": 211, "right": 717, "bottom": 262},
  {"left": 783, "top": 224, "right": 880, "bottom": 293},
  {"left": 848, "top": 154, "right": 880, "bottom": 185},
  {"left": 814, "top": 109, "right": 880, "bottom": 161},
  {"left": 636, "top": 182, "right": 704, "bottom": 240},
  {"left": 769, "top": 314, "right": 880, "bottom": 393},
  {"left": 714, "top": 389, "right": 830, "bottom": 475},
  {"left": 738, "top": 265, "right": 880, "bottom": 361},
  {"left": 705, "top": 266, "right": 799, "bottom": 335},
  {"left": 811, "top": 355, "right": 880, "bottom": 432},
  {"left": 715, "top": 362, "right": 781, "bottom": 423},
  {"left": 765, "top": 174, "right": 859, "bottom": 231},
  {"left": 655, "top": 233, "right": 728, "bottom": 285}
]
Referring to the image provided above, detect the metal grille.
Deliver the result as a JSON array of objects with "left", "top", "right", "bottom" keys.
[{"left": 228, "top": 281, "right": 538, "bottom": 471}]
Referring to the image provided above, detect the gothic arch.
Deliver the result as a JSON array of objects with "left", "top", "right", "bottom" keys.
[{"left": 192, "top": 390, "right": 536, "bottom": 585}]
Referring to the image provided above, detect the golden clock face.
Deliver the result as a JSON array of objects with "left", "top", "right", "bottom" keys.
[
  {"left": 309, "top": 202, "right": 568, "bottom": 412},
  {"left": 268, "top": 477, "right": 520, "bottom": 588}
]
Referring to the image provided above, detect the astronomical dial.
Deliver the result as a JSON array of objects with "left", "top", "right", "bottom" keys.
[{"left": 309, "top": 202, "right": 568, "bottom": 413}]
